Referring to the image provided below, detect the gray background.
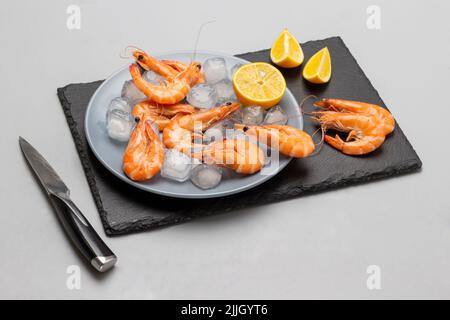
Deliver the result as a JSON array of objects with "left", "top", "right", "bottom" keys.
[{"left": 0, "top": 0, "right": 449, "bottom": 299}]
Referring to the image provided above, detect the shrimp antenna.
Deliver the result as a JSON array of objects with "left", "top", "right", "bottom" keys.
[
  {"left": 120, "top": 45, "right": 146, "bottom": 59},
  {"left": 281, "top": 95, "right": 318, "bottom": 122},
  {"left": 308, "top": 126, "right": 325, "bottom": 157},
  {"left": 192, "top": 20, "right": 216, "bottom": 61},
  {"left": 299, "top": 94, "right": 318, "bottom": 115}
]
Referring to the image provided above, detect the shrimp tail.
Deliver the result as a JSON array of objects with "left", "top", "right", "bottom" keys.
[{"left": 324, "top": 134, "right": 345, "bottom": 151}]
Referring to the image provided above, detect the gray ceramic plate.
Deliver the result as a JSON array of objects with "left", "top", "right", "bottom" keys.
[{"left": 85, "top": 51, "right": 303, "bottom": 199}]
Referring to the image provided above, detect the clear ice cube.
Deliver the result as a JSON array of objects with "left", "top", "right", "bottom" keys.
[
  {"left": 203, "top": 127, "right": 224, "bottom": 144},
  {"left": 263, "top": 105, "right": 288, "bottom": 125},
  {"left": 191, "top": 157, "right": 202, "bottom": 169},
  {"left": 203, "top": 119, "right": 236, "bottom": 144},
  {"left": 213, "top": 79, "right": 237, "bottom": 105},
  {"left": 217, "top": 119, "right": 236, "bottom": 130},
  {"left": 203, "top": 57, "right": 228, "bottom": 84},
  {"left": 230, "top": 63, "right": 244, "bottom": 78},
  {"left": 107, "top": 97, "right": 131, "bottom": 114},
  {"left": 242, "top": 106, "right": 265, "bottom": 125},
  {"left": 121, "top": 80, "right": 147, "bottom": 106},
  {"left": 228, "top": 107, "right": 243, "bottom": 123},
  {"left": 143, "top": 70, "right": 166, "bottom": 85},
  {"left": 225, "top": 129, "right": 247, "bottom": 140},
  {"left": 186, "top": 84, "right": 218, "bottom": 109},
  {"left": 190, "top": 164, "right": 222, "bottom": 190},
  {"left": 160, "top": 149, "right": 192, "bottom": 182},
  {"left": 106, "top": 109, "right": 135, "bottom": 142}
]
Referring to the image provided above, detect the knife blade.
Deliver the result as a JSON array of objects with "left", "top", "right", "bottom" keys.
[{"left": 19, "top": 136, "right": 117, "bottom": 272}]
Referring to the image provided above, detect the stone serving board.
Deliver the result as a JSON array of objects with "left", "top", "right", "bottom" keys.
[{"left": 57, "top": 36, "right": 422, "bottom": 236}]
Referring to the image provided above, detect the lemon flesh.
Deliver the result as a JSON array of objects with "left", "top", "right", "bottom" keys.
[
  {"left": 270, "top": 29, "right": 304, "bottom": 68},
  {"left": 232, "top": 62, "right": 286, "bottom": 109},
  {"left": 302, "top": 47, "right": 332, "bottom": 84}
]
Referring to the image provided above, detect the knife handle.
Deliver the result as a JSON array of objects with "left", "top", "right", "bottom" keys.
[{"left": 48, "top": 193, "right": 117, "bottom": 272}]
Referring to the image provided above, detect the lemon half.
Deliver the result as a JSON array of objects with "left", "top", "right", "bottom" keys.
[{"left": 232, "top": 62, "right": 286, "bottom": 108}]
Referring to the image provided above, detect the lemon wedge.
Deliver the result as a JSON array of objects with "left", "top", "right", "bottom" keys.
[
  {"left": 232, "top": 62, "right": 286, "bottom": 108},
  {"left": 270, "top": 29, "right": 304, "bottom": 68},
  {"left": 302, "top": 47, "right": 332, "bottom": 84}
]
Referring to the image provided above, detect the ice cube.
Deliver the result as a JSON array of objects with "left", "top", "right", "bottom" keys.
[
  {"left": 225, "top": 129, "right": 247, "bottom": 140},
  {"left": 230, "top": 63, "right": 244, "bottom": 78},
  {"left": 263, "top": 105, "right": 288, "bottom": 125},
  {"left": 121, "top": 80, "right": 147, "bottom": 106},
  {"left": 107, "top": 97, "right": 131, "bottom": 114},
  {"left": 190, "top": 164, "right": 222, "bottom": 190},
  {"left": 213, "top": 79, "right": 237, "bottom": 105},
  {"left": 203, "top": 57, "right": 228, "bottom": 84},
  {"left": 203, "top": 127, "right": 224, "bottom": 144},
  {"left": 143, "top": 70, "right": 166, "bottom": 85},
  {"left": 186, "top": 84, "right": 218, "bottom": 109},
  {"left": 106, "top": 109, "right": 135, "bottom": 142},
  {"left": 242, "top": 106, "right": 265, "bottom": 125},
  {"left": 203, "top": 119, "right": 236, "bottom": 144},
  {"left": 228, "top": 107, "right": 243, "bottom": 123},
  {"left": 160, "top": 149, "right": 192, "bottom": 182},
  {"left": 191, "top": 157, "right": 202, "bottom": 169},
  {"left": 217, "top": 119, "right": 236, "bottom": 130}
]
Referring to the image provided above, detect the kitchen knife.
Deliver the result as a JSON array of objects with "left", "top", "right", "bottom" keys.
[{"left": 19, "top": 136, "right": 117, "bottom": 272}]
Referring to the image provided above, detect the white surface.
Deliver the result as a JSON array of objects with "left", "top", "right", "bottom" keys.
[{"left": 0, "top": 0, "right": 449, "bottom": 299}]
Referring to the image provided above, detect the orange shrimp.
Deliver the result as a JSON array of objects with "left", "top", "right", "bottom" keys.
[
  {"left": 314, "top": 111, "right": 386, "bottom": 155},
  {"left": 133, "top": 50, "right": 178, "bottom": 80},
  {"left": 235, "top": 124, "right": 315, "bottom": 158},
  {"left": 202, "top": 139, "right": 265, "bottom": 174},
  {"left": 122, "top": 116, "right": 164, "bottom": 181},
  {"left": 161, "top": 60, "right": 205, "bottom": 84},
  {"left": 132, "top": 112, "right": 171, "bottom": 132},
  {"left": 129, "top": 62, "right": 200, "bottom": 105},
  {"left": 132, "top": 101, "right": 195, "bottom": 131},
  {"left": 132, "top": 50, "right": 204, "bottom": 86},
  {"left": 314, "top": 99, "right": 395, "bottom": 135},
  {"left": 160, "top": 60, "right": 187, "bottom": 72},
  {"left": 132, "top": 100, "right": 196, "bottom": 118},
  {"left": 163, "top": 102, "right": 241, "bottom": 154}
]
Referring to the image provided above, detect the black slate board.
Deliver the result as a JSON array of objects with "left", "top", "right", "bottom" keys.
[{"left": 57, "top": 36, "right": 422, "bottom": 236}]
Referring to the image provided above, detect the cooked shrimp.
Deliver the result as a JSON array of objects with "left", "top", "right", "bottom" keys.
[
  {"left": 132, "top": 101, "right": 194, "bottom": 131},
  {"left": 161, "top": 60, "right": 205, "bottom": 84},
  {"left": 202, "top": 139, "right": 265, "bottom": 174},
  {"left": 132, "top": 50, "right": 204, "bottom": 86},
  {"left": 133, "top": 50, "right": 178, "bottom": 80},
  {"left": 235, "top": 124, "right": 315, "bottom": 158},
  {"left": 314, "top": 99, "right": 395, "bottom": 135},
  {"left": 129, "top": 62, "right": 200, "bottom": 105},
  {"left": 132, "top": 101, "right": 196, "bottom": 117},
  {"left": 163, "top": 102, "right": 241, "bottom": 153},
  {"left": 314, "top": 111, "right": 385, "bottom": 155},
  {"left": 122, "top": 116, "right": 164, "bottom": 181}
]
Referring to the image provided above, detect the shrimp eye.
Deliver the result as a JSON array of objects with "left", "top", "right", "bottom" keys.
[
  {"left": 196, "top": 64, "right": 201, "bottom": 70},
  {"left": 138, "top": 54, "right": 144, "bottom": 61},
  {"left": 243, "top": 126, "right": 249, "bottom": 132},
  {"left": 134, "top": 117, "right": 140, "bottom": 123},
  {"left": 226, "top": 102, "right": 232, "bottom": 105}
]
